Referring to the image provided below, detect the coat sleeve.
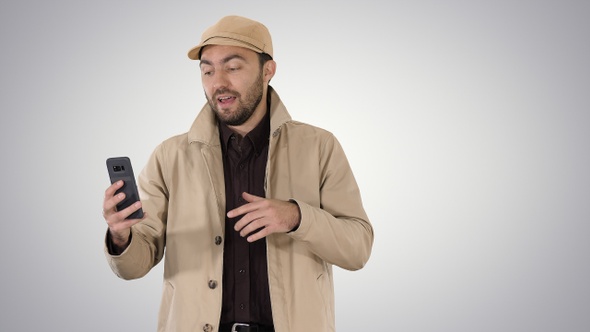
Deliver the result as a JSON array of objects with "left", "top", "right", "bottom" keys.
[
  {"left": 287, "top": 133, "right": 374, "bottom": 271},
  {"left": 104, "top": 144, "right": 169, "bottom": 280}
]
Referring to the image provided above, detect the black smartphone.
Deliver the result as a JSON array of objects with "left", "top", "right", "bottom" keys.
[{"left": 106, "top": 156, "right": 144, "bottom": 219}]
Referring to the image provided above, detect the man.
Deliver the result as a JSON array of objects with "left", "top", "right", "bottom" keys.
[{"left": 103, "top": 15, "right": 373, "bottom": 332}]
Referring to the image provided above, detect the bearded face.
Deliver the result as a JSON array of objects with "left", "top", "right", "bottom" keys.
[{"left": 206, "top": 67, "right": 264, "bottom": 127}]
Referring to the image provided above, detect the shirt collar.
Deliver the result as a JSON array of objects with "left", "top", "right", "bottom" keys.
[{"left": 219, "top": 106, "right": 271, "bottom": 156}]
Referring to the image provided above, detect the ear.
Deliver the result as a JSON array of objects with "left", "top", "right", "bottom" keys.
[{"left": 263, "top": 60, "right": 277, "bottom": 84}]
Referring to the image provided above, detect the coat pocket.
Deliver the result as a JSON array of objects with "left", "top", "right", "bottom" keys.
[{"left": 315, "top": 264, "right": 335, "bottom": 324}]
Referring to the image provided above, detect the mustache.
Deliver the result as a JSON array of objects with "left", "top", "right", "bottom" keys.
[{"left": 212, "top": 88, "right": 241, "bottom": 100}]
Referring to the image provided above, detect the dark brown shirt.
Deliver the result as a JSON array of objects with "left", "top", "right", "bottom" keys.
[{"left": 218, "top": 110, "right": 273, "bottom": 325}]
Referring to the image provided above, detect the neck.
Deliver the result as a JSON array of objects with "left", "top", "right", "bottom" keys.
[{"left": 228, "top": 89, "right": 268, "bottom": 136}]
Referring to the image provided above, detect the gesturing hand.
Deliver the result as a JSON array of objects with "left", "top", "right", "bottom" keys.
[{"left": 228, "top": 192, "right": 301, "bottom": 242}]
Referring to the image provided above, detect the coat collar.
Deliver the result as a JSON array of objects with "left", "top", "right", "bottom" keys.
[{"left": 187, "top": 86, "right": 292, "bottom": 145}]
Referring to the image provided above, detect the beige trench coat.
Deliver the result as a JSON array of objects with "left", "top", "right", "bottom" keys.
[{"left": 105, "top": 87, "right": 374, "bottom": 332}]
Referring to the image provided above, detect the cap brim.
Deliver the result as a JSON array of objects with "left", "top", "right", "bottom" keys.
[{"left": 187, "top": 37, "right": 266, "bottom": 60}]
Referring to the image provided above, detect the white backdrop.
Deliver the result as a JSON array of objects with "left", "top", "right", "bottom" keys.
[{"left": 1, "top": 0, "right": 589, "bottom": 331}]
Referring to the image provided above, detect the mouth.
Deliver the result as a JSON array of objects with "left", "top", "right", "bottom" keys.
[{"left": 217, "top": 95, "right": 236, "bottom": 105}]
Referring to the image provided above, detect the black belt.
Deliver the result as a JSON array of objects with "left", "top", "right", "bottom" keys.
[{"left": 219, "top": 322, "right": 274, "bottom": 332}]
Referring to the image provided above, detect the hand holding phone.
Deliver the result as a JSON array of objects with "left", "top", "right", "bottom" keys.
[{"left": 106, "top": 157, "right": 144, "bottom": 219}]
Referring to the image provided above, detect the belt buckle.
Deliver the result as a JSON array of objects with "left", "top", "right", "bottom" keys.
[{"left": 231, "top": 323, "right": 251, "bottom": 332}]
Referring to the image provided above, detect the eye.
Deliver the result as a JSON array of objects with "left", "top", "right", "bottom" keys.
[
  {"left": 200, "top": 66, "right": 214, "bottom": 76},
  {"left": 226, "top": 61, "right": 242, "bottom": 72}
]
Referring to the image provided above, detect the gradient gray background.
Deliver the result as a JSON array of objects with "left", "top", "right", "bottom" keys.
[{"left": 1, "top": 0, "right": 589, "bottom": 331}]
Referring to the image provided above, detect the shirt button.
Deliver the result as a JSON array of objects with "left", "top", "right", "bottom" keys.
[
  {"left": 208, "top": 280, "right": 217, "bottom": 289},
  {"left": 214, "top": 236, "right": 222, "bottom": 245},
  {"left": 202, "top": 324, "right": 213, "bottom": 332},
  {"left": 240, "top": 303, "right": 245, "bottom": 310},
  {"left": 239, "top": 269, "right": 246, "bottom": 274}
]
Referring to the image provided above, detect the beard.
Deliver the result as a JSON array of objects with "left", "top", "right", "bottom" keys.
[{"left": 206, "top": 70, "right": 264, "bottom": 127}]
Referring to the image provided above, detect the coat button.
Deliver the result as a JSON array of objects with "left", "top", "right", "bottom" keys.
[
  {"left": 202, "top": 323, "right": 212, "bottom": 332},
  {"left": 208, "top": 280, "right": 217, "bottom": 289},
  {"left": 215, "top": 236, "right": 222, "bottom": 245}
]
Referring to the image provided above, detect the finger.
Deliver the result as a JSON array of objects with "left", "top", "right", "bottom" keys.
[
  {"left": 227, "top": 192, "right": 264, "bottom": 218},
  {"left": 117, "top": 201, "right": 143, "bottom": 220},
  {"left": 241, "top": 192, "right": 264, "bottom": 203},
  {"left": 103, "top": 191, "right": 126, "bottom": 217},
  {"left": 108, "top": 217, "right": 143, "bottom": 234},
  {"left": 234, "top": 209, "right": 263, "bottom": 232},
  {"left": 227, "top": 201, "right": 257, "bottom": 219},
  {"left": 236, "top": 213, "right": 266, "bottom": 236},
  {"left": 246, "top": 225, "right": 272, "bottom": 243},
  {"left": 103, "top": 181, "right": 125, "bottom": 216},
  {"left": 104, "top": 180, "right": 124, "bottom": 198},
  {"left": 105, "top": 202, "right": 144, "bottom": 231}
]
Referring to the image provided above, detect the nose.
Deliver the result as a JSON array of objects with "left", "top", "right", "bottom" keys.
[{"left": 212, "top": 71, "right": 229, "bottom": 90}]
